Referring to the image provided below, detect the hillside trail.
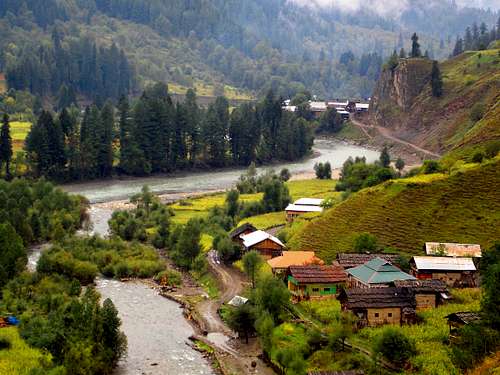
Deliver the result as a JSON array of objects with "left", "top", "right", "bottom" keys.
[
  {"left": 350, "top": 117, "right": 441, "bottom": 158},
  {"left": 196, "top": 250, "right": 276, "bottom": 375}
]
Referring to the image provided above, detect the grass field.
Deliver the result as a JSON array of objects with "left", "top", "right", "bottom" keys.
[
  {"left": 10, "top": 121, "right": 32, "bottom": 152},
  {"left": 0, "top": 327, "right": 52, "bottom": 374},
  {"left": 170, "top": 179, "right": 338, "bottom": 227},
  {"left": 269, "top": 288, "right": 480, "bottom": 374},
  {"left": 168, "top": 80, "right": 253, "bottom": 101},
  {"left": 288, "top": 157, "right": 500, "bottom": 261}
]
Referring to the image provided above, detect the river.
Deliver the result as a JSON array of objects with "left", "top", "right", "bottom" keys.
[{"left": 32, "top": 140, "right": 378, "bottom": 375}]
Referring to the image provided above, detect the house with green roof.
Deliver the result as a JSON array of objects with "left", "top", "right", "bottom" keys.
[{"left": 346, "top": 257, "right": 415, "bottom": 288}]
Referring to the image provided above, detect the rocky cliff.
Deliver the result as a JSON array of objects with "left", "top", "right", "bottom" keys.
[{"left": 369, "top": 50, "right": 500, "bottom": 157}]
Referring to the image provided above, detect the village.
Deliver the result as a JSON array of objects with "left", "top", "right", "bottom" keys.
[
  {"left": 210, "top": 194, "right": 487, "bottom": 375},
  {"left": 282, "top": 99, "right": 370, "bottom": 120}
]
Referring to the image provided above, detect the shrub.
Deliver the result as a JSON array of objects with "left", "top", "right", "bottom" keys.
[
  {"left": 373, "top": 327, "right": 417, "bottom": 366},
  {"left": 0, "top": 337, "right": 11, "bottom": 350},
  {"left": 314, "top": 162, "right": 332, "bottom": 179},
  {"left": 471, "top": 151, "right": 484, "bottom": 163},
  {"left": 353, "top": 233, "right": 378, "bottom": 252},
  {"left": 470, "top": 103, "right": 486, "bottom": 122},
  {"left": 154, "top": 269, "right": 182, "bottom": 286},
  {"left": 485, "top": 141, "right": 500, "bottom": 159},
  {"left": 280, "top": 168, "right": 291, "bottom": 182},
  {"left": 421, "top": 160, "right": 441, "bottom": 174}
]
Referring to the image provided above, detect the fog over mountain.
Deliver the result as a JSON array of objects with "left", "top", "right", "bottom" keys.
[{"left": 290, "top": 0, "right": 500, "bottom": 16}]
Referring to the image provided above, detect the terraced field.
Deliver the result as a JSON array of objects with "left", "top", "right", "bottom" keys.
[
  {"left": 10, "top": 121, "right": 32, "bottom": 152},
  {"left": 288, "top": 158, "right": 500, "bottom": 261}
]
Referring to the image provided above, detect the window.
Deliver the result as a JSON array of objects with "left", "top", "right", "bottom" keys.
[
  {"left": 312, "top": 288, "right": 319, "bottom": 292},
  {"left": 388, "top": 313, "right": 393, "bottom": 318},
  {"left": 324, "top": 288, "right": 330, "bottom": 292},
  {"left": 374, "top": 313, "right": 379, "bottom": 317}
]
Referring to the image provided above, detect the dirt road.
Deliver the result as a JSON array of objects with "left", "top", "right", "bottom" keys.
[
  {"left": 350, "top": 118, "right": 441, "bottom": 158},
  {"left": 195, "top": 251, "right": 276, "bottom": 375}
]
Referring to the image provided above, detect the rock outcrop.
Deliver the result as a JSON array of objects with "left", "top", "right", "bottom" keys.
[{"left": 371, "top": 58, "right": 433, "bottom": 126}]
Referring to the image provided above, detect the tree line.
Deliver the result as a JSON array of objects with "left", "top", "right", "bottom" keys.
[
  {"left": 452, "top": 18, "right": 500, "bottom": 56},
  {"left": 6, "top": 29, "right": 134, "bottom": 102},
  {"left": 23, "top": 86, "right": 314, "bottom": 181}
]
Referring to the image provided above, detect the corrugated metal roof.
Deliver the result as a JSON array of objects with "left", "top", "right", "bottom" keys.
[
  {"left": 240, "top": 230, "right": 285, "bottom": 248},
  {"left": 413, "top": 256, "right": 476, "bottom": 271},
  {"left": 294, "top": 198, "right": 323, "bottom": 206},
  {"left": 285, "top": 204, "right": 323, "bottom": 213},
  {"left": 355, "top": 103, "right": 369, "bottom": 109},
  {"left": 425, "top": 242, "right": 482, "bottom": 257},
  {"left": 347, "top": 257, "right": 415, "bottom": 284}
]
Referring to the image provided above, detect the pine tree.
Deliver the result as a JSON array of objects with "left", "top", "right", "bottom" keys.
[
  {"left": 452, "top": 37, "right": 464, "bottom": 56},
  {"left": 464, "top": 27, "right": 473, "bottom": 50},
  {"left": 98, "top": 101, "right": 115, "bottom": 177},
  {"left": 472, "top": 22, "right": 479, "bottom": 49},
  {"left": 25, "top": 111, "right": 52, "bottom": 176},
  {"left": 410, "top": 33, "right": 422, "bottom": 58},
  {"left": 379, "top": 146, "right": 391, "bottom": 167},
  {"left": 399, "top": 48, "right": 406, "bottom": 58},
  {"left": 184, "top": 89, "right": 200, "bottom": 164},
  {"left": 0, "top": 114, "right": 13, "bottom": 179},
  {"left": 431, "top": 61, "right": 443, "bottom": 97}
]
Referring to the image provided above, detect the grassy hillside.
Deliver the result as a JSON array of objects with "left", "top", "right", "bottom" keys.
[
  {"left": 288, "top": 157, "right": 500, "bottom": 262},
  {"left": 372, "top": 47, "right": 500, "bottom": 159}
]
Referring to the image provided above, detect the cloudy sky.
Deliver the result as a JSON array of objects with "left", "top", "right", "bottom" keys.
[{"left": 289, "top": 0, "right": 500, "bottom": 16}]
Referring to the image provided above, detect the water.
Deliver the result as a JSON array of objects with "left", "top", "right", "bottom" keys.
[
  {"left": 34, "top": 140, "right": 378, "bottom": 374},
  {"left": 97, "top": 279, "right": 214, "bottom": 375},
  {"left": 62, "top": 140, "right": 379, "bottom": 204}
]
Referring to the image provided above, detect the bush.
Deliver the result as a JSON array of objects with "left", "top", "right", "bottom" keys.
[
  {"left": 154, "top": 269, "right": 182, "bottom": 286},
  {"left": 353, "top": 233, "right": 378, "bottom": 252},
  {"left": 373, "top": 327, "right": 417, "bottom": 366},
  {"left": 470, "top": 103, "right": 486, "bottom": 122},
  {"left": 314, "top": 162, "right": 332, "bottom": 179},
  {"left": 471, "top": 151, "right": 484, "bottom": 163},
  {"left": 279, "top": 168, "right": 291, "bottom": 182},
  {"left": 451, "top": 323, "right": 500, "bottom": 370},
  {"left": 421, "top": 160, "right": 441, "bottom": 174},
  {"left": 485, "top": 141, "right": 500, "bottom": 159},
  {"left": 0, "top": 337, "right": 11, "bottom": 350}
]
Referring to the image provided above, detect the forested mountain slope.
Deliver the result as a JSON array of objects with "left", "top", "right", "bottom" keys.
[
  {"left": 0, "top": 0, "right": 497, "bottom": 100},
  {"left": 288, "top": 157, "right": 500, "bottom": 261},
  {"left": 370, "top": 45, "right": 500, "bottom": 158}
]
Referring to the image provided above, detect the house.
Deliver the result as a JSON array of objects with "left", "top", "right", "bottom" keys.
[
  {"left": 287, "top": 264, "right": 347, "bottom": 302},
  {"left": 309, "top": 101, "right": 328, "bottom": 118},
  {"left": 339, "top": 287, "right": 417, "bottom": 327},
  {"left": 327, "top": 100, "right": 349, "bottom": 111},
  {"left": 354, "top": 103, "right": 369, "bottom": 113},
  {"left": 425, "top": 242, "right": 482, "bottom": 258},
  {"left": 410, "top": 256, "right": 477, "bottom": 287},
  {"left": 267, "top": 251, "right": 324, "bottom": 276},
  {"left": 394, "top": 279, "right": 451, "bottom": 310},
  {"left": 229, "top": 223, "right": 256, "bottom": 245},
  {"left": 283, "top": 105, "right": 297, "bottom": 113},
  {"left": 285, "top": 198, "right": 324, "bottom": 222},
  {"left": 240, "top": 230, "right": 285, "bottom": 259},
  {"left": 446, "top": 311, "right": 481, "bottom": 336},
  {"left": 337, "top": 110, "right": 350, "bottom": 120},
  {"left": 337, "top": 253, "right": 401, "bottom": 269},
  {"left": 346, "top": 257, "right": 415, "bottom": 288}
]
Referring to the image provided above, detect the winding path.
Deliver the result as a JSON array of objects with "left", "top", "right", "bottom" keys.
[{"left": 350, "top": 118, "right": 441, "bottom": 158}]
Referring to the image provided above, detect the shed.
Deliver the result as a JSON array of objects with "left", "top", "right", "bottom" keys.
[
  {"left": 394, "top": 279, "right": 450, "bottom": 310},
  {"left": 410, "top": 256, "right": 476, "bottom": 287},
  {"left": 338, "top": 287, "right": 416, "bottom": 327},
  {"left": 229, "top": 223, "right": 257, "bottom": 244},
  {"left": 294, "top": 198, "right": 324, "bottom": 206},
  {"left": 346, "top": 257, "right": 415, "bottom": 288},
  {"left": 240, "top": 230, "right": 284, "bottom": 259},
  {"left": 446, "top": 311, "right": 481, "bottom": 336},
  {"left": 228, "top": 295, "right": 249, "bottom": 307},
  {"left": 288, "top": 264, "right": 347, "bottom": 302},
  {"left": 425, "top": 242, "right": 482, "bottom": 258},
  {"left": 337, "top": 253, "right": 401, "bottom": 269},
  {"left": 285, "top": 203, "right": 323, "bottom": 223}
]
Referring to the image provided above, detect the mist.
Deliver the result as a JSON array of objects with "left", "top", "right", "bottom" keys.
[{"left": 289, "top": 0, "right": 500, "bottom": 16}]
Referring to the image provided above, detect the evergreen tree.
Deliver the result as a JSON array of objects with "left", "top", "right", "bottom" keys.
[
  {"left": 379, "top": 146, "right": 391, "bottom": 167},
  {"left": 399, "top": 48, "right": 406, "bottom": 58},
  {"left": 0, "top": 114, "right": 13, "bottom": 179},
  {"left": 431, "top": 61, "right": 443, "bottom": 97},
  {"left": 453, "top": 37, "right": 464, "bottom": 56},
  {"left": 184, "top": 89, "right": 200, "bottom": 164},
  {"left": 203, "top": 97, "right": 229, "bottom": 167},
  {"left": 464, "top": 27, "right": 473, "bottom": 50},
  {"left": 472, "top": 22, "right": 480, "bottom": 49},
  {"left": 98, "top": 101, "right": 115, "bottom": 177},
  {"left": 410, "top": 33, "right": 422, "bottom": 58}
]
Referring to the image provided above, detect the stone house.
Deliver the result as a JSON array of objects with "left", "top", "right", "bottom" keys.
[
  {"left": 410, "top": 256, "right": 477, "bottom": 287},
  {"left": 394, "top": 279, "right": 451, "bottom": 310}
]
